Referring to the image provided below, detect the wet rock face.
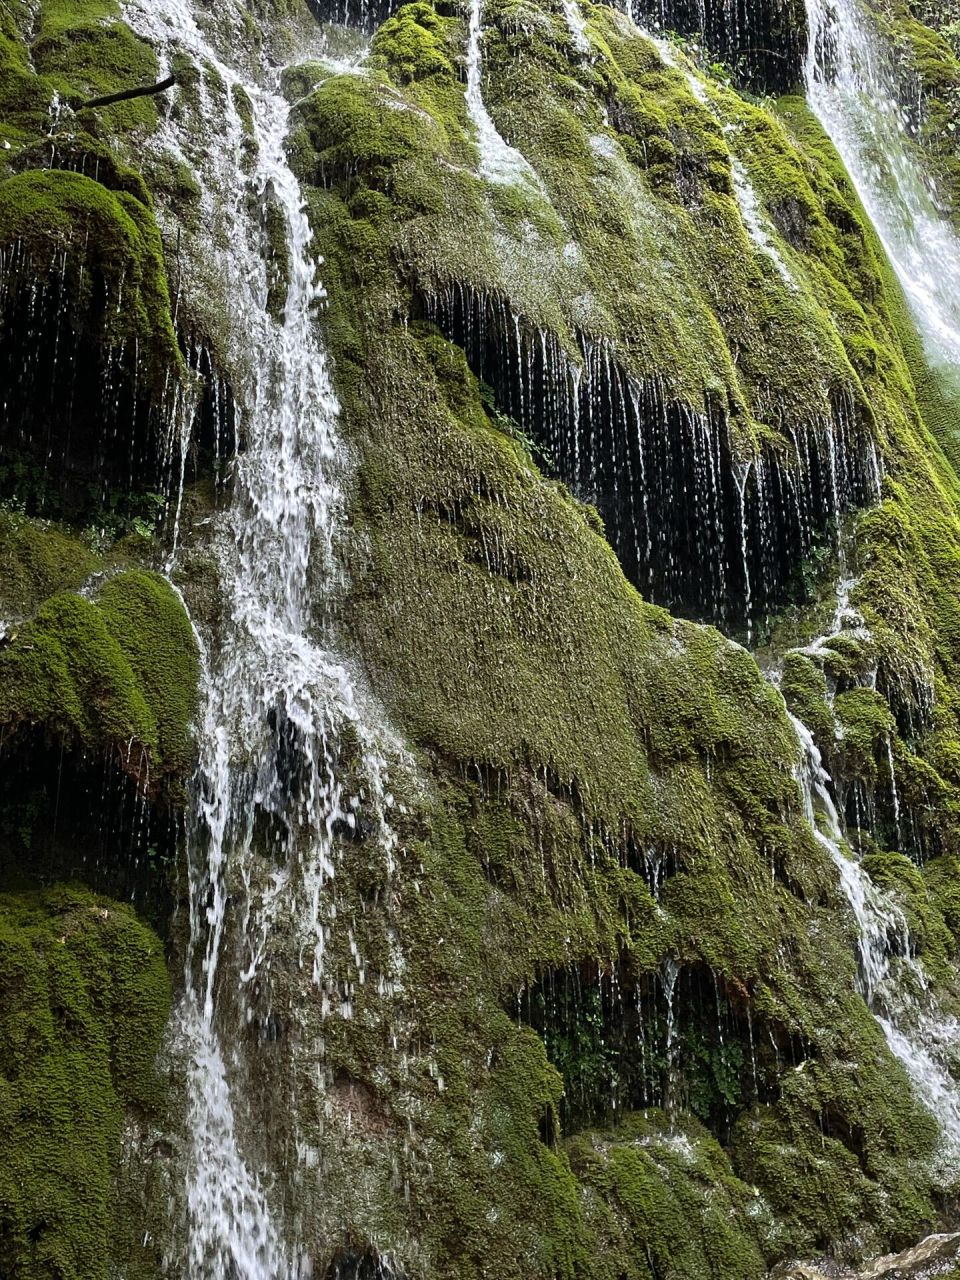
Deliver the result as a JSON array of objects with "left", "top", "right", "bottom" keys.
[
  {"left": 423, "top": 285, "right": 880, "bottom": 631},
  {"left": 773, "top": 1232, "right": 960, "bottom": 1278},
  {"left": 303, "top": 0, "right": 398, "bottom": 32},
  {"left": 323, "top": 1246, "right": 404, "bottom": 1279},
  {"left": 0, "top": 168, "right": 183, "bottom": 515},
  {"left": 625, "top": 0, "right": 808, "bottom": 92}
]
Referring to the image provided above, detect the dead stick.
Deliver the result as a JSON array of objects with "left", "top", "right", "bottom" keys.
[{"left": 79, "top": 75, "right": 176, "bottom": 111}]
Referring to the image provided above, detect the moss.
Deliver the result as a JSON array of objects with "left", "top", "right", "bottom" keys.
[
  {"left": 924, "top": 853, "right": 960, "bottom": 951},
  {"left": 0, "top": 884, "right": 170, "bottom": 1280},
  {"left": 730, "top": 1030, "right": 937, "bottom": 1258},
  {"left": 0, "top": 513, "right": 98, "bottom": 627},
  {"left": 6, "top": 0, "right": 960, "bottom": 1272},
  {"left": 780, "top": 651, "right": 835, "bottom": 744},
  {"left": 272, "top": 5, "right": 960, "bottom": 1268},
  {"left": 231, "top": 83, "right": 259, "bottom": 171},
  {"left": 303, "top": 240, "right": 933, "bottom": 1272},
  {"left": 832, "top": 687, "right": 897, "bottom": 784},
  {"left": 0, "top": 169, "right": 179, "bottom": 387},
  {"left": 568, "top": 1111, "right": 771, "bottom": 1279},
  {"left": 861, "top": 849, "right": 955, "bottom": 981},
  {"left": 866, "top": 0, "right": 960, "bottom": 215},
  {"left": 0, "top": 571, "right": 198, "bottom": 785},
  {"left": 0, "top": 0, "right": 160, "bottom": 145},
  {"left": 95, "top": 571, "right": 200, "bottom": 778},
  {"left": 34, "top": 18, "right": 160, "bottom": 132}
]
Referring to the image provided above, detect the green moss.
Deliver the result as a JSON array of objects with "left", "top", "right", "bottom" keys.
[
  {"left": 275, "top": 6, "right": 960, "bottom": 1268},
  {"left": 0, "top": 884, "right": 170, "bottom": 1280},
  {"left": 0, "top": 169, "right": 181, "bottom": 394},
  {"left": 924, "top": 853, "right": 960, "bottom": 951},
  {"left": 569, "top": 1111, "right": 770, "bottom": 1279},
  {"left": 832, "top": 687, "right": 897, "bottom": 784},
  {"left": 34, "top": 18, "right": 159, "bottom": 131},
  {"left": 780, "top": 651, "right": 835, "bottom": 743},
  {"left": 0, "top": 0, "right": 160, "bottom": 145},
  {"left": 731, "top": 1025, "right": 937, "bottom": 1257},
  {"left": 5, "top": 0, "right": 960, "bottom": 1272},
  {"left": 95, "top": 571, "right": 200, "bottom": 778},
  {"left": 0, "top": 571, "right": 198, "bottom": 784},
  {"left": 0, "top": 513, "right": 98, "bottom": 627},
  {"left": 862, "top": 849, "right": 955, "bottom": 981}
]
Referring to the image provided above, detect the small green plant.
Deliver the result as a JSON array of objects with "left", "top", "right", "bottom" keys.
[{"left": 479, "top": 381, "right": 554, "bottom": 468}]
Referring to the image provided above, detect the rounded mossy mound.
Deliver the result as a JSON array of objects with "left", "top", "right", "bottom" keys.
[
  {"left": 0, "top": 884, "right": 170, "bottom": 1280},
  {"left": 0, "top": 169, "right": 184, "bottom": 512},
  {"left": 567, "top": 1111, "right": 772, "bottom": 1279},
  {"left": 0, "top": 169, "right": 175, "bottom": 354},
  {"left": 0, "top": 567, "right": 199, "bottom": 789}
]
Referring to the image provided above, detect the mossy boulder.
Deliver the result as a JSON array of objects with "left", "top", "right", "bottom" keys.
[
  {"left": 0, "top": 884, "right": 170, "bottom": 1280},
  {"left": 0, "top": 168, "right": 178, "bottom": 383},
  {"left": 0, "top": 569, "right": 199, "bottom": 787}
]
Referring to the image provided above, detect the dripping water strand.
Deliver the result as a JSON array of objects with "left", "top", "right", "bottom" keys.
[{"left": 783, "top": 664, "right": 960, "bottom": 1175}]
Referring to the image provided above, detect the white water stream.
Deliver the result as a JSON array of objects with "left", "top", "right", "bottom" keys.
[
  {"left": 790, "top": 708, "right": 960, "bottom": 1173},
  {"left": 805, "top": 0, "right": 960, "bottom": 378},
  {"left": 124, "top": 2, "right": 398, "bottom": 1272},
  {"left": 464, "top": 0, "right": 543, "bottom": 186},
  {"left": 800, "top": 0, "right": 960, "bottom": 1176}
]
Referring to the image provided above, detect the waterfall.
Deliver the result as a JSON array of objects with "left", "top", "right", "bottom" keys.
[
  {"left": 804, "top": 0, "right": 960, "bottom": 379},
  {"left": 788, "top": 709, "right": 960, "bottom": 1174},
  {"left": 123, "top": 1, "right": 398, "bottom": 1272}
]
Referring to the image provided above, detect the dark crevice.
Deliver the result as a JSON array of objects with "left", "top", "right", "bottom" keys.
[
  {"left": 516, "top": 957, "right": 811, "bottom": 1142},
  {"left": 0, "top": 728, "right": 180, "bottom": 934},
  {"left": 304, "top": 0, "right": 398, "bottom": 33},
  {"left": 418, "top": 286, "right": 881, "bottom": 635},
  {"left": 323, "top": 1245, "right": 405, "bottom": 1280},
  {"left": 622, "top": 0, "right": 808, "bottom": 94}
]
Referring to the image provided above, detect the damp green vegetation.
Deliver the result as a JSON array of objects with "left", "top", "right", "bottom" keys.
[
  {"left": 0, "top": 884, "right": 170, "bottom": 1280},
  {"left": 0, "top": 509, "right": 200, "bottom": 792},
  {"left": 0, "top": 566, "right": 199, "bottom": 785},
  {"left": 0, "top": 0, "right": 162, "bottom": 149},
  {"left": 567, "top": 1112, "right": 771, "bottom": 1280},
  {"left": 0, "top": 168, "right": 181, "bottom": 390},
  {"left": 3, "top": 0, "right": 960, "bottom": 1275},
  {"left": 264, "top": 3, "right": 960, "bottom": 1271},
  {"left": 867, "top": 0, "right": 960, "bottom": 212}
]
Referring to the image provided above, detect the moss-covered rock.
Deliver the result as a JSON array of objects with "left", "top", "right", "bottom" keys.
[
  {"left": 4, "top": 0, "right": 960, "bottom": 1274},
  {"left": 0, "top": 169, "right": 176, "bottom": 365},
  {"left": 568, "top": 1111, "right": 772, "bottom": 1279},
  {"left": 257, "top": 1, "right": 960, "bottom": 1271},
  {"left": 0, "top": 568, "right": 199, "bottom": 787},
  {"left": 0, "top": 884, "right": 170, "bottom": 1280}
]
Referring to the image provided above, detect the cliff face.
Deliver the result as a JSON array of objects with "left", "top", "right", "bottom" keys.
[{"left": 3, "top": 0, "right": 960, "bottom": 1277}]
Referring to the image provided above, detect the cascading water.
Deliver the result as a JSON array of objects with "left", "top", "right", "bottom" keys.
[
  {"left": 788, "top": 703, "right": 960, "bottom": 1174},
  {"left": 798, "top": 0, "right": 960, "bottom": 1176},
  {"left": 123, "top": 1, "right": 398, "bottom": 1272},
  {"left": 464, "top": 0, "right": 543, "bottom": 187},
  {"left": 805, "top": 0, "right": 960, "bottom": 378}
]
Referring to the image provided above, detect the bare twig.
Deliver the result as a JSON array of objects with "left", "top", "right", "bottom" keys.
[{"left": 79, "top": 75, "right": 176, "bottom": 112}]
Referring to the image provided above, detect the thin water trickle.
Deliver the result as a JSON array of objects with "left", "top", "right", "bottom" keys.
[
  {"left": 464, "top": 0, "right": 543, "bottom": 187},
  {"left": 788, "top": 708, "right": 960, "bottom": 1174},
  {"left": 123, "top": 0, "right": 399, "bottom": 1272},
  {"left": 560, "top": 0, "right": 590, "bottom": 53},
  {"left": 730, "top": 160, "right": 796, "bottom": 287}
]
